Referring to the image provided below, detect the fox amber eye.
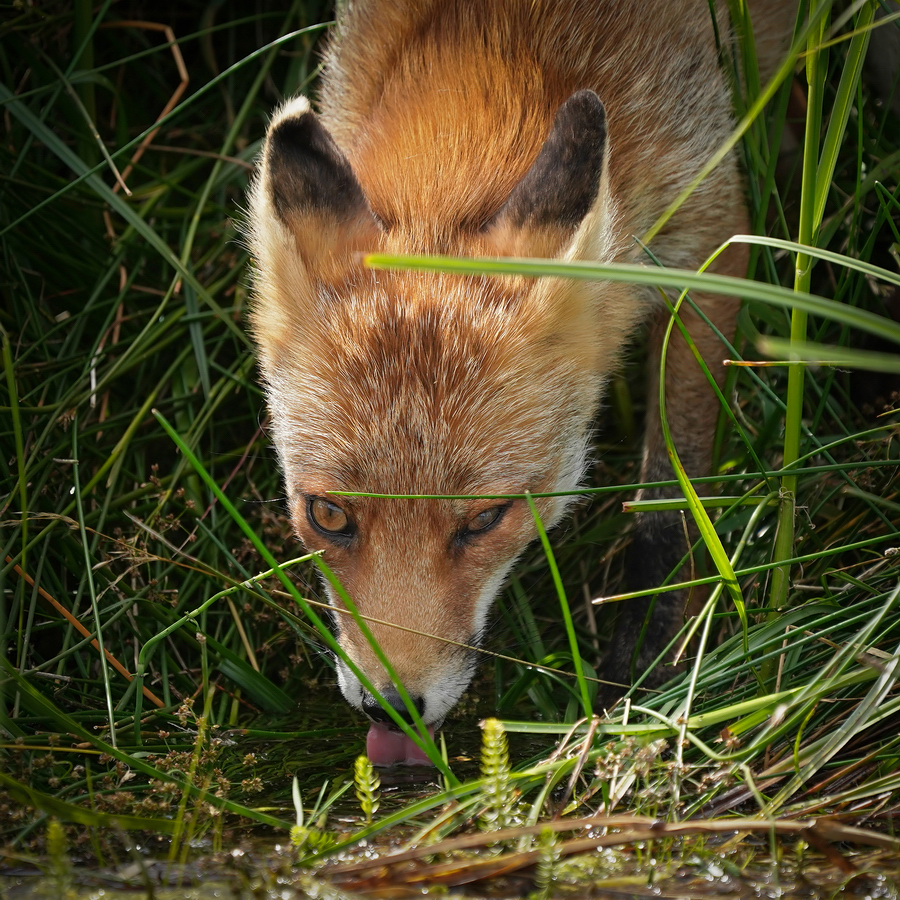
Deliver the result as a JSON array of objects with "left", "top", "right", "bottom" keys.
[
  {"left": 466, "top": 504, "right": 509, "bottom": 535},
  {"left": 307, "top": 497, "right": 352, "bottom": 537}
]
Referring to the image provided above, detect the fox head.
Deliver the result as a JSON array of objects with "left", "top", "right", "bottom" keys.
[{"left": 247, "top": 91, "right": 641, "bottom": 729}]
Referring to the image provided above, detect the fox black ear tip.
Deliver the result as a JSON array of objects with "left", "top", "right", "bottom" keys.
[
  {"left": 266, "top": 112, "right": 318, "bottom": 154},
  {"left": 569, "top": 88, "right": 602, "bottom": 105},
  {"left": 562, "top": 90, "right": 606, "bottom": 124}
]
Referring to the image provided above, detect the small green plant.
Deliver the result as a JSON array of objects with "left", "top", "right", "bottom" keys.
[
  {"left": 479, "top": 718, "right": 518, "bottom": 832},
  {"left": 43, "top": 818, "right": 74, "bottom": 900},
  {"left": 530, "top": 826, "right": 561, "bottom": 900},
  {"left": 290, "top": 777, "right": 337, "bottom": 858},
  {"left": 353, "top": 755, "right": 381, "bottom": 825}
]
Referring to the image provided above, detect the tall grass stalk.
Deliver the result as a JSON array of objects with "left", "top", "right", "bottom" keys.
[
  {"left": 766, "top": 2, "right": 874, "bottom": 672},
  {"left": 766, "top": 3, "right": 827, "bottom": 629}
]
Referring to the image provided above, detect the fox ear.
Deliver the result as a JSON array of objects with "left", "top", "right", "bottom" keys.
[
  {"left": 484, "top": 90, "right": 608, "bottom": 259},
  {"left": 249, "top": 96, "right": 381, "bottom": 283}
]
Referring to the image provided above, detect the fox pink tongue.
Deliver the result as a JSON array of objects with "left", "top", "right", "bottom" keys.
[{"left": 366, "top": 722, "right": 435, "bottom": 766}]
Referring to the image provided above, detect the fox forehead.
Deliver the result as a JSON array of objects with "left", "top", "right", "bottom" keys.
[{"left": 258, "top": 271, "right": 599, "bottom": 495}]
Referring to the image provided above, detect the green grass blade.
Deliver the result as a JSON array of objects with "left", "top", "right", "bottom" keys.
[
  {"left": 364, "top": 253, "right": 900, "bottom": 344},
  {"left": 814, "top": 2, "right": 874, "bottom": 227},
  {"left": 525, "top": 494, "right": 593, "bottom": 717}
]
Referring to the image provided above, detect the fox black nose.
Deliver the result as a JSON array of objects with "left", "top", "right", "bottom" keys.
[{"left": 362, "top": 689, "right": 425, "bottom": 726}]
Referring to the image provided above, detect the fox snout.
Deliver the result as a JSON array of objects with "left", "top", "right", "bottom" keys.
[
  {"left": 335, "top": 632, "right": 477, "bottom": 730},
  {"left": 331, "top": 578, "right": 484, "bottom": 730}
]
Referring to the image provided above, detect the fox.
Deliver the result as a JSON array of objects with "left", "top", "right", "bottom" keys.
[{"left": 247, "top": 0, "right": 795, "bottom": 765}]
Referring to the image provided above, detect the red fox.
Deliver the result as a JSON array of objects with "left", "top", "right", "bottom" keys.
[{"left": 247, "top": 1, "right": 794, "bottom": 764}]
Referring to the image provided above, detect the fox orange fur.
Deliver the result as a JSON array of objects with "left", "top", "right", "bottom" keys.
[{"left": 247, "top": 0, "right": 794, "bottom": 761}]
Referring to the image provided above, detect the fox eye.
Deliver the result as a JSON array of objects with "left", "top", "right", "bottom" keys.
[
  {"left": 307, "top": 497, "right": 353, "bottom": 538},
  {"left": 463, "top": 503, "right": 510, "bottom": 537}
]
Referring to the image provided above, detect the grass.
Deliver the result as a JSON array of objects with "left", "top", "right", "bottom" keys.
[{"left": 1, "top": 0, "right": 900, "bottom": 894}]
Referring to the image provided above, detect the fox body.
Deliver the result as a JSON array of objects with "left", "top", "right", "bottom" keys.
[{"left": 248, "top": 0, "right": 792, "bottom": 758}]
